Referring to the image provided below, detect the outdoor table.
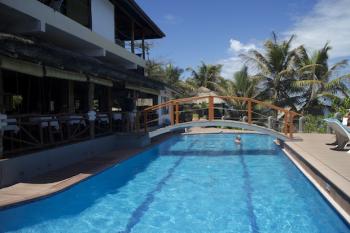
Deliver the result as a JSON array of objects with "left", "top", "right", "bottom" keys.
[
  {"left": 112, "top": 113, "right": 122, "bottom": 120},
  {"left": 61, "top": 115, "right": 86, "bottom": 126},
  {"left": 29, "top": 116, "right": 60, "bottom": 144},
  {"left": 4, "top": 118, "right": 20, "bottom": 133},
  {"left": 97, "top": 114, "right": 110, "bottom": 124},
  {"left": 60, "top": 115, "right": 87, "bottom": 140}
]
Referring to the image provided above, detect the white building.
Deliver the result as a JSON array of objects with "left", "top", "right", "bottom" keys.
[{"left": 0, "top": 0, "right": 176, "bottom": 156}]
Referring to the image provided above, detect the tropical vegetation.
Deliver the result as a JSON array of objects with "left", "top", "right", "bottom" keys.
[{"left": 146, "top": 32, "right": 350, "bottom": 131}]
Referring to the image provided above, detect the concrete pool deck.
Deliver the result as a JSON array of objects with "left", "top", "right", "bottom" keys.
[
  {"left": 0, "top": 129, "right": 349, "bottom": 220},
  {"left": 283, "top": 133, "right": 350, "bottom": 221}
]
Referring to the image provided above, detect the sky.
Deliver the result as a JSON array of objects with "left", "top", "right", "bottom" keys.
[{"left": 136, "top": 0, "right": 350, "bottom": 79}]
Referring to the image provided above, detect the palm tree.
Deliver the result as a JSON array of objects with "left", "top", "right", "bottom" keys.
[
  {"left": 145, "top": 59, "right": 164, "bottom": 81},
  {"left": 241, "top": 32, "right": 301, "bottom": 110},
  {"left": 293, "top": 43, "right": 350, "bottom": 114},
  {"left": 213, "top": 66, "right": 262, "bottom": 115},
  {"left": 164, "top": 63, "right": 184, "bottom": 86},
  {"left": 186, "top": 62, "right": 223, "bottom": 90},
  {"left": 214, "top": 66, "right": 261, "bottom": 98}
]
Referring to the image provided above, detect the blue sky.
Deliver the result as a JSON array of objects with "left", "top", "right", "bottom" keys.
[{"left": 137, "top": 0, "right": 350, "bottom": 79}]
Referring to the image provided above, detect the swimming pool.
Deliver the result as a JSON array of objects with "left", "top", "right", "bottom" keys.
[{"left": 0, "top": 134, "right": 349, "bottom": 233}]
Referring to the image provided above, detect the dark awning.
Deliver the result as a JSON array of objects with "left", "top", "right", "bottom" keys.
[{"left": 0, "top": 33, "right": 166, "bottom": 90}]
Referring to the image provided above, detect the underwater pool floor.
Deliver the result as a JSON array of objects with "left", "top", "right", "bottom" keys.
[{"left": 0, "top": 133, "right": 349, "bottom": 233}]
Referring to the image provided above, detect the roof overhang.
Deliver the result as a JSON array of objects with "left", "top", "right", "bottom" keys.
[{"left": 112, "top": 0, "right": 165, "bottom": 40}]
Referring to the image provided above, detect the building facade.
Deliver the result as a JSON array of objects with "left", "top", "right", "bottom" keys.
[{"left": 0, "top": 0, "right": 173, "bottom": 157}]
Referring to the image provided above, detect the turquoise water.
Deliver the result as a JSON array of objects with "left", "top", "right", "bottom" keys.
[{"left": 0, "top": 134, "right": 349, "bottom": 233}]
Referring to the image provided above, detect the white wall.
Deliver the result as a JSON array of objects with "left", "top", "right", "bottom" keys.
[
  {"left": 91, "top": 0, "right": 115, "bottom": 42},
  {"left": 158, "top": 89, "right": 173, "bottom": 126}
]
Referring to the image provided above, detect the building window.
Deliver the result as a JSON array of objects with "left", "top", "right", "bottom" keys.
[
  {"left": 38, "top": 0, "right": 92, "bottom": 28},
  {"left": 63, "top": 0, "right": 91, "bottom": 28}
]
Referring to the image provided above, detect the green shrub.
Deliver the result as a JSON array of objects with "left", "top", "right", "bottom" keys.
[{"left": 304, "top": 115, "right": 328, "bottom": 133}]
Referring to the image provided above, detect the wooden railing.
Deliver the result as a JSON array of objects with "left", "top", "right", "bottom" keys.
[
  {"left": 1, "top": 111, "right": 141, "bottom": 157},
  {"left": 142, "top": 96, "right": 302, "bottom": 138}
]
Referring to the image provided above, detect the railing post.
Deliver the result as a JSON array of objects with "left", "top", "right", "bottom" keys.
[
  {"left": 298, "top": 116, "right": 305, "bottom": 133},
  {"left": 284, "top": 111, "right": 288, "bottom": 135},
  {"left": 175, "top": 102, "right": 179, "bottom": 124},
  {"left": 289, "top": 113, "right": 294, "bottom": 138},
  {"left": 334, "top": 112, "right": 342, "bottom": 121},
  {"left": 267, "top": 116, "right": 273, "bottom": 129},
  {"left": 208, "top": 96, "right": 214, "bottom": 121},
  {"left": 170, "top": 101, "right": 174, "bottom": 125},
  {"left": 144, "top": 111, "right": 148, "bottom": 133},
  {"left": 247, "top": 100, "right": 252, "bottom": 124}
]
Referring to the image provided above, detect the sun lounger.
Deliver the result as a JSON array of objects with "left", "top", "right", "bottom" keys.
[{"left": 324, "top": 118, "right": 350, "bottom": 151}]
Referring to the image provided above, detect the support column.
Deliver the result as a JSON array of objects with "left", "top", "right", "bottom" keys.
[
  {"left": 131, "top": 21, "right": 135, "bottom": 54},
  {"left": 107, "top": 87, "right": 113, "bottom": 131},
  {"left": 107, "top": 87, "right": 113, "bottom": 112},
  {"left": 144, "top": 111, "right": 148, "bottom": 133},
  {"left": 141, "top": 31, "right": 145, "bottom": 59},
  {"left": 68, "top": 80, "right": 74, "bottom": 113},
  {"left": 88, "top": 82, "right": 95, "bottom": 139},
  {"left": 0, "top": 70, "right": 3, "bottom": 158}
]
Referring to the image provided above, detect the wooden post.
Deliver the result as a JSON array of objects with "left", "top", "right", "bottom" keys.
[
  {"left": 247, "top": 100, "right": 252, "bottom": 124},
  {"left": 289, "top": 113, "right": 294, "bottom": 138},
  {"left": 68, "top": 80, "right": 74, "bottom": 113},
  {"left": 141, "top": 31, "right": 145, "bottom": 59},
  {"left": 144, "top": 111, "right": 148, "bottom": 133},
  {"left": 131, "top": 21, "right": 135, "bottom": 54},
  {"left": 175, "top": 102, "right": 179, "bottom": 124},
  {"left": 208, "top": 96, "right": 214, "bottom": 121},
  {"left": 170, "top": 102, "right": 174, "bottom": 125},
  {"left": 88, "top": 82, "right": 95, "bottom": 139},
  {"left": 284, "top": 111, "right": 288, "bottom": 135}
]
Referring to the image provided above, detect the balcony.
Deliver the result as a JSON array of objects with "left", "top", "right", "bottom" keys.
[{"left": 0, "top": 0, "right": 147, "bottom": 69}]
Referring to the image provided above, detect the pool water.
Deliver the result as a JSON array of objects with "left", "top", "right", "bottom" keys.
[{"left": 0, "top": 134, "right": 349, "bottom": 233}]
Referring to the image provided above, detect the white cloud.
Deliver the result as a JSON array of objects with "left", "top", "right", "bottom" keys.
[
  {"left": 218, "top": 0, "right": 350, "bottom": 79},
  {"left": 285, "top": 0, "right": 350, "bottom": 58},
  {"left": 218, "top": 56, "right": 244, "bottom": 79},
  {"left": 229, "top": 39, "right": 257, "bottom": 53},
  {"left": 218, "top": 39, "right": 258, "bottom": 79},
  {"left": 163, "top": 14, "right": 181, "bottom": 25}
]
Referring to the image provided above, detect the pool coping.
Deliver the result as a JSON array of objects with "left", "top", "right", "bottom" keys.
[
  {"left": 282, "top": 143, "right": 350, "bottom": 225},
  {"left": 282, "top": 148, "right": 350, "bottom": 225}
]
